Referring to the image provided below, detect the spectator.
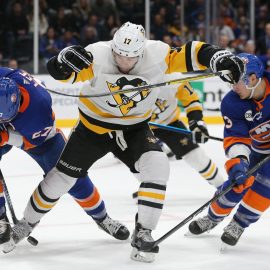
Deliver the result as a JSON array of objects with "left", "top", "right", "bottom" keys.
[
  {"left": 91, "top": 0, "right": 118, "bottom": 22},
  {"left": 99, "top": 14, "right": 120, "bottom": 41},
  {"left": 80, "top": 26, "right": 99, "bottom": 47},
  {"left": 214, "top": 17, "right": 235, "bottom": 42},
  {"left": 60, "top": 30, "right": 78, "bottom": 48},
  {"left": 243, "top": 39, "right": 256, "bottom": 54},
  {"left": 27, "top": 10, "right": 49, "bottom": 36},
  {"left": 39, "top": 27, "right": 62, "bottom": 62},
  {"left": 8, "top": 58, "right": 18, "bottom": 69},
  {"left": 256, "top": 23, "right": 270, "bottom": 55},
  {"left": 151, "top": 13, "right": 168, "bottom": 40},
  {"left": 259, "top": 48, "right": 270, "bottom": 71}
]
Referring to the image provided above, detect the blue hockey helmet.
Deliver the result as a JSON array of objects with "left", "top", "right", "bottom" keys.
[
  {"left": 237, "top": 53, "right": 264, "bottom": 84},
  {"left": 0, "top": 77, "right": 20, "bottom": 123}
]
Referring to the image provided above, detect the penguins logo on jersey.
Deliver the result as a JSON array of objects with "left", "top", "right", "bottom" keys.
[
  {"left": 152, "top": 98, "right": 169, "bottom": 120},
  {"left": 106, "top": 77, "right": 150, "bottom": 115}
]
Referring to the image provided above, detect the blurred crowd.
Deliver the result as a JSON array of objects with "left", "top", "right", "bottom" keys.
[{"left": 0, "top": 0, "right": 270, "bottom": 73}]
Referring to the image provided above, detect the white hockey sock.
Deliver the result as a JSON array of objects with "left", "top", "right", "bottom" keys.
[
  {"left": 24, "top": 168, "right": 77, "bottom": 224},
  {"left": 183, "top": 147, "right": 224, "bottom": 188}
]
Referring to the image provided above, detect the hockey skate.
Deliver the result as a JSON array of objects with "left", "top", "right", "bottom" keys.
[
  {"left": 11, "top": 218, "right": 37, "bottom": 244},
  {"left": 221, "top": 219, "right": 244, "bottom": 247},
  {"left": 130, "top": 223, "right": 159, "bottom": 263},
  {"left": 188, "top": 215, "right": 219, "bottom": 235},
  {"left": 95, "top": 214, "right": 130, "bottom": 240},
  {"left": 0, "top": 214, "right": 16, "bottom": 253}
]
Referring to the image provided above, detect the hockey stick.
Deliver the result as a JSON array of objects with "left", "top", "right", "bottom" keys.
[
  {"left": 138, "top": 153, "right": 270, "bottom": 251},
  {"left": 46, "top": 70, "right": 231, "bottom": 98},
  {"left": 0, "top": 170, "right": 38, "bottom": 246},
  {"left": 149, "top": 122, "right": 223, "bottom": 142}
]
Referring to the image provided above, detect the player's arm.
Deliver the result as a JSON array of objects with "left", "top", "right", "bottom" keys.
[
  {"left": 46, "top": 45, "right": 94, "bottom": 83},
  {"left": 165, "top": 41, "right": 244, "bottom": 84},
  {"left": 221, "top": 95, "right": 253, "bottom": 192},
  {"left": 176, "top": 83, "right": 208, "bottom": 144}
]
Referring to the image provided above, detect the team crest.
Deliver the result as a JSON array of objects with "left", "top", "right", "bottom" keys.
[
  {"left": 147, "top": 136, "right": 158, "bottom": 144},
  {"left": 106, "top": 77, "right": 151, "bottom": 116},
  {"left": 152, "top": 98, "right": 169, "bottom": 120}
]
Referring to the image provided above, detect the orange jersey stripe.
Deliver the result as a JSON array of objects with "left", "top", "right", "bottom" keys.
[
  {"left": 0, "top": 181, "right": 3, "bottom": 193},
  {"left": 18, "top": 86, "right": 30, "bottom": 113},
  {"left": 211, "top": 201, "right": 233, "bottom": 215},
  {"left": 224, "top": 137, "right": 251, "bottom": 151},
  {"left": 243, "top": 189, "right": 270, "bottom": 212}
]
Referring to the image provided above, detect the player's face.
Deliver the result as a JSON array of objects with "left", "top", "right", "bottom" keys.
[
  {"left": 113, "top": 52, "right": 139, "bottom": 74},
  {"left": 232, "top": 74, "right": 258, "bottom": 99}
]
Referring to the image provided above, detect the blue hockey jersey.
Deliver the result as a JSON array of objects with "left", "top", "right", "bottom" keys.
[
  {"left": 0, "top": 67, "right": 55, "bottom": 149},
  {"left": 221, "top": 72, "right": 270, "bottom": 155}
]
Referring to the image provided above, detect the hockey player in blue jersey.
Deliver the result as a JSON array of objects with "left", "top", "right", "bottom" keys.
[
  {"left": 0, "top": 67, "right": 129, "bottom": 252},
  {"left": 188, "top": 53, "right": 270, "bottom": 247}
]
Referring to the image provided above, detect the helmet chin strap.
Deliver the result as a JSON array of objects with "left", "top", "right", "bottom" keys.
[{"left": 247, "top": 78, "right": 261, "bottom": 99}]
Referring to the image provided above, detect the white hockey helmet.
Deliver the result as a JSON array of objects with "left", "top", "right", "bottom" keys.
[{"left": 112, "top": 22, "right": 146, "bottom": 57}]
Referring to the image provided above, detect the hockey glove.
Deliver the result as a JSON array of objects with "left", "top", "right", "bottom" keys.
[
  {"left": 57, "top": 45, "right": 93, "bottom": 74},
  {"left": 210, "top": 51, "right": 245, "bottom": 84},
  {"left": 225, "top": 158, "right": 255, "bottom": 193},
  {"left": 189, "top": 120, "right": 209, "bottom": 144}
]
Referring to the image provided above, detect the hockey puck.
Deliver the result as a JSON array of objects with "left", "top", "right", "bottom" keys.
[{"left": 27, "top": 236, "right": 38, "bottom": 246}]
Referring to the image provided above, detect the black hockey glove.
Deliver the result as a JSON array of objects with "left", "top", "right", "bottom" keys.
[
  {"left": 57, "top": 45, "right": 93, "bottom": 74},
  {"left": 189, "top": 120, "right": 209, "bottom": 144},
  {"left": 210, "top": 51, "right": 245, "bottom": 84}
]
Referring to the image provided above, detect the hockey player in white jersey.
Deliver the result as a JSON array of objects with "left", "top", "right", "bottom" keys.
[
  {"left": 132, "top": 75, "right": 224, "bottom": 199},
  {"left": 151, "top": 74, "right": 224, "bottom": 187},
  {"left": 12, "top": 22, "right": 244, "bottom": 262}
]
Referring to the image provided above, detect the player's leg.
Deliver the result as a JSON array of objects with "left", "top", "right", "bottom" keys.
[
  {"left": 25, "top": 130, "right": 129, "bottom": 240},
  {"left": 12, "top": 122, "right": 109, "bottom": 244},
  {"left": 114, "top": 125, "right": 169, "bottom": 262},
  {"left": 154, "top": 120, "right": 224, "bottom": 188},
  {"left": 188, "top": 179, "right": 248, "bottom": 235},
  {"left": 0, "top": 145, "right": 13, "bottom": 245},
  {"left": 221, "top": 156, "right": 270, "bottom": 246}
]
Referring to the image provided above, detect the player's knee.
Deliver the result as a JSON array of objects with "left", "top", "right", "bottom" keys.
[
  {"left": 41, "top": 167, "right": 77, "bottom": 199},
  {"left": 135, "top": 151, "right": 170, "bottom": 184}
]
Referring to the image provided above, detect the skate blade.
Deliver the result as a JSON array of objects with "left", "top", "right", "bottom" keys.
[
  {"left": 2, "top": 238, "right": 16, "bottom": 254},
  {"left": 130, "top": 247, "right": 155, "bottom": 263}
]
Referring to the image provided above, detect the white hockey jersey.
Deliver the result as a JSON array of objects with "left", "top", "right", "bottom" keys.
[
  {"left": 65, "top": 40, "right": 208, "bottom": 134},
  {"left": 151, "top": 73, "right": 203, "bottom": 125}
]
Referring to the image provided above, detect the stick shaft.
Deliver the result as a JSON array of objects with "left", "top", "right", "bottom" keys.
[
  {"left": 47, "top": 71, "right": 228, "bottom": 98},
  {"left": 152, "top": 154, "right": 270, "bottom": 248},
  {"left": 149, "top": 122, "right": 223, "bottom": 142}
]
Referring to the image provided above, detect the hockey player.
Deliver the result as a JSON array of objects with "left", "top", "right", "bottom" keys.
[
  {"left": 188, "top": 53, "right": 270, "bottom": 248},
  {"left": 12, "top": 22, "right": 244, "bottom": 262},
  {"left": 0, "top": 67, "right": 129, "bottom": 252},
  {"left": 150, "top": 77, "right": 224, "bottom": 188},
  {"left": 132, "top": 77, "right": 224, "bottom": 199}
]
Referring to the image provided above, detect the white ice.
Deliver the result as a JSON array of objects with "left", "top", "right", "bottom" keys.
[{"left": 0, "top": 126, "right": 269, "bottom": 270}]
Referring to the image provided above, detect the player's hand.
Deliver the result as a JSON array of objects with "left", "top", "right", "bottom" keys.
[
  {"left": 57, "top": 45, "right": 93, "bottom": 74},
  {"left": 225, "top": 158, "right": 255, "bottom": 193},
  {"left": 189, "top": 120, "right": 209, "bottom": 144},
  {"left": 210, "top": 51, "right": 245, "bottom": 84}
]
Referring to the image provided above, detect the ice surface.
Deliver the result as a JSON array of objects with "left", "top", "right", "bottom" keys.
[{"left": 0, "top": 126, "right": 269, "bottom": 270}]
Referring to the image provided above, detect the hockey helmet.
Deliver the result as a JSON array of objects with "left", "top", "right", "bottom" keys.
[
  {"left": 112, "top": 22, "right": 146, "bottom": 57},
  {"left": 0, "top": 77, "right": 21, "bottom": 123},
  {"left": 238, "top": 53, "right": 264, "bottom": 84}
]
